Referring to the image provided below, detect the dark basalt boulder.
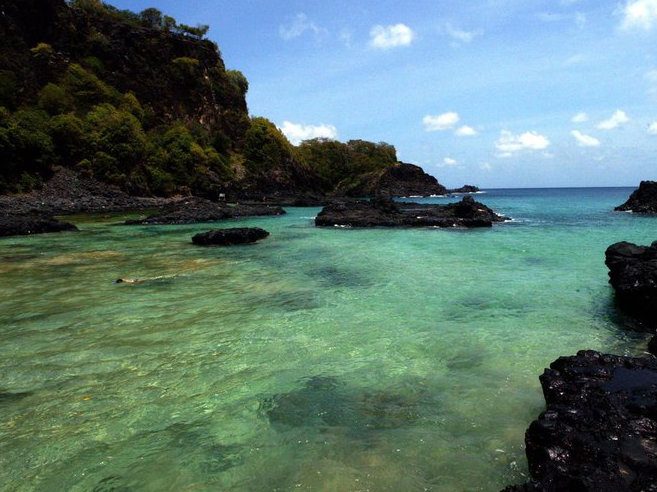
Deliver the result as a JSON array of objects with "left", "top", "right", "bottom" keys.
[
  {"left": 616, "top": 181, "right": 657, "bottom": 213},
  {"left": 504, "top": 351, "right": 657, "bottom": 492},
  {"left": 0, "top": 213, "right": 77, "bottom": 237},
  {"left": 605, "top": 241, "right": 657, "bottom": 329},
  {"left": 125, "top": 197, "right": 285, "bottom": 225},
  {"left": 315, "top": 195, "right": 507, "bottom": 228},
  {"left": 191, "top": 227, "right": 269, "bottom": 246}
]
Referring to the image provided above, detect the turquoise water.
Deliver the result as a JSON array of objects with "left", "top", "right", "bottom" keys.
[{"left": 0, "top": 187, "right": 655, "bottom": 492}]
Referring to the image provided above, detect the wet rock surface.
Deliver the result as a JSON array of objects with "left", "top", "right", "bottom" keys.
[
  {"left": 605, "top": 241, "right": 657, "bottom": 329},
  {"left": 191, "top": 227, "right": 269, "bottom": 246},
  {"left": 616, "top": 181, "right": 657, "bottom": 214},
  {"left": 125, "top": 197, "right": 285, "bottom": 225},
  {"left": 504, "top": 351, "right": 657, "bottom": 492},
  {"left": 0, "top": 213, "right": 78, "bottom": 237},
  {"left": 315, "top": 195, "right": 507, "bottom": 228}
]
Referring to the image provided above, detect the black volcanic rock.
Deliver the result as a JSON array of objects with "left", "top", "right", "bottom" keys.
[
  {"left": 505, "top": 351, "right": 657, "bottom": 492},
  {"left": 605, "top": 241, "right": 657, "bottom": 329},
  {"left": 125, "top": 197, "right": 285, "bottom": 225},
  {"left": 450, "top": 185, "right": 480, "bottom": 194},
  {"left": 315, "top": 196, "right": 507, "bottom": 228},
  {"left": 191, "top": 227, "right": 269, "bottom": 246},
  {"left": 616, "top": 181, "right": 657, "bottom": 213},
  {"left": 0, "top": 213, "right": 77, "bottom": 237},
  {"left": 336, "top": 163, "right": 448, "bottom": 197}
]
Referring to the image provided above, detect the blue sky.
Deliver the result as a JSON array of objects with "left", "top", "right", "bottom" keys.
[{"left": 107, "top": 0, "right": 657, "bottom": 188}]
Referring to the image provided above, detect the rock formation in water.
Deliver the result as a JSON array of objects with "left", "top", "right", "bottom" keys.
[
  {"left": 191, "top": 227, "right": 269, "bottom": 246},
  {"left": 449, "top": 185, "right": 480, "bottom": 194},
  {"left": 616, "top": 181, "right": 657, "bottom": 213},
  {"left": 315, "top": 195, "right": 507, "bottom": 228},
  {"left": 504, "top": 350, "right": 657, "bottom": 492},
  {"left": 124, "top": 196, "right": 284, "bottom": 225},
  {"left": 0, "top": 212, "right": 77, "bottom": 237},
  {"left": 605, "top": 240, "right": 657, "bottom": 329}
]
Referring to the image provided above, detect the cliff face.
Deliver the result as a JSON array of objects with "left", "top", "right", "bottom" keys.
[
  {"left": 0, "top": 0, "right": 247, "bottom": 141},
  {"left": 336, "top": 163, "right": 448, "bottom": 197}
]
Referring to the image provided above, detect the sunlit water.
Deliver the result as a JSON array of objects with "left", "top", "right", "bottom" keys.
[{"left": 1, "top": 188, "right": 655, "bottom": 492}]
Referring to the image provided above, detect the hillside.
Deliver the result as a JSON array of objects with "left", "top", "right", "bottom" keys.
[{"left": 0, "top": 0, "right": 450, "bottom": 201}]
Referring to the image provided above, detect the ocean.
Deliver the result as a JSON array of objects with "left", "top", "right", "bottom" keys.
[{"left": 0, "top": 187, "right": 654, "bottom": 491}]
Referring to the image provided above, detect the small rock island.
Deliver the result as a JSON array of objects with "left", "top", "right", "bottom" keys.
[
  {"left": 315, "top": 195, "right": 507, "bottom": 228},
  {"left": 616, "top": 181, "right": 657, "bottom": 213}
]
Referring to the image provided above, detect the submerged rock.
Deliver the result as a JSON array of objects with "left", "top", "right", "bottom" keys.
[
  {"left": 0, "top": 213, "right": 78, "bottom": 237},
  {"left": 504, "top": 351, "right": 657, "bottom": 492},
  {"left": 616, "top": 181, "right": 657, "bottom": 213},
  {"left": 191, "top": 227, "right": 269, "bottom": 246},
  {"left": 125, "top": 196, "right": 285, "bottom": 225},
  {"left": 315, "top": 196, "right": 507, "bottom": 228},
  {"left": 605, "top": 241, "right": 657, "bottom": 329}
]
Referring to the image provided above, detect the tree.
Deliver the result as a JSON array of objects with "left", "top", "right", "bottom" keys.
[
  {"left": 139, "top": 8, "right": 163, "bottom": 28},
  {"left": 243, "top": 117, "right": 296, "bottom": 172}
]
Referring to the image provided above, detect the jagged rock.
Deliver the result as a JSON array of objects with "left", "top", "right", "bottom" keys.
[
  {"left": 616, "top": 181, "right": 657, "bottom": 213},
  {"left": 450, "top": 185, "right": 480, "bottom": 194},
  {"left": 125, "top": 197, "right": 285, "bottom": 225},
  {"left": 315, "top": 195, "right": 507, "bottom": 228},
  {"left": 0, "top": 213, "right": 77, "bottom": 237},
  {"left": 335, "top": 163, "right": 448, "bottom": 197},
  {"left": 191, "top": 227, "right": 269, "bottom": 246},
  {"left": 505, "top": 350, "right": 657, "bottom": 492},
  {"left": 605, "top": 241, "right": 657, "bottom": 329}
]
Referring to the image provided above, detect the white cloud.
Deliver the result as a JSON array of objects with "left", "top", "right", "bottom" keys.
[
  {"left": 442, "top": 24, "right": 482, "bottom": 44},
  {"left": 565, "top": 54, "right": 586, "bottom": 65},
  {"left": 648, "top": 121, "right": 657, "bottom": 134},
  {"left": 423, "top": 112, "right": 459, "bottom": 131},
  {"left": 619, "top": 0, "right": 657, "bottom": 31},
  {"left": 571, "top": 112, "right": 589, "bottom": 123},
  {"left": 480, "top": 162, "right": 493, "bottom": 171},
  {"left": 597, "top": 109, "right": 630, "bottom": 130},
  {"left": 279, "top": 13, "right": 327, "bottom": 41},
  {"left": 279, "top": 121, "right": 338, "bottom": 145},
  {"left": 442, "top": 157, "right": 458, "bottom": 166},
  {"left": 495, "top": 130, "right": 550, "bottom": 157},
  {"left": 369, "top": 24, "right": 415, "bottom": 49},
  {"left": 455, "top": 125, "right": 479, "bottom": 136},
  {"left": 571, "top": 130, "right": 601, "bottom": 147}
]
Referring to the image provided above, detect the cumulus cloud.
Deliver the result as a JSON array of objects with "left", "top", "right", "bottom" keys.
[
  {"left": 423, "top": 112, "right": 459, "bottom": 131},
  {"left": 279, "top": 121, "right": 338, "bottom": 145},
  {"left": 571, "top": 112, "right": 589, "bottom": 123},
  {"left": 442, "top": 24, "right": 482, "bottom": 44},
  {"left": 648, "top": 121, "right": 657, "bottom": 134},
  {"left": 495, "top": 130, "right": 550, "bottom": 157},
  {"left": 571, "top": 130, "right": 601, "bottom": 147},
  {"left": 455, "top": 125, "right": 479, "bottom": 136},
  {"left": 279, "top": 13, "right": 327, "bottom": 41},
  {"left": 620, "top": 0, "right": 657, "bottom": 30},
  {"left": 597, "top": 110, "right": 630, "bottom": 130},
  {"left": 369, "top": 24, "right": 415, "bottom": 49},
  {"left": 442, "top": 157, "right": 458, "bottom": 166}
]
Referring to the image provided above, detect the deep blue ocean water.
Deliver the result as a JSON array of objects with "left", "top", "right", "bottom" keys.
[{"left": 0, "top": 187, "right": 654, "bottom": 491}]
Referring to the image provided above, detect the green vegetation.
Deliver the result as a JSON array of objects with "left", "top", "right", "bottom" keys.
[{"left": 0, "top": 0, "right": 399, "bottom": 197}]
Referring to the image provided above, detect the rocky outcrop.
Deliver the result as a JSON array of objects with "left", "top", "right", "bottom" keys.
[
  {"left": 315, "top": 195, "right": 507, "bottom": 228},
  {"left": 616, "top": 181, "right": 657, "bottom": 213},
  {"left": 335, "top": 163, "right": 448, "bottom": 197},
  {"left": 504, "top": 351, "right": 657, "bottom": 492},
  {"left": 191, "top": 227, "right": 269, "bottom": 246},
  {"left": 450, "top": 185, "right": 480, "bottom": 194},
  {"left": 0, "top": 213, "right": 77, "bottom": 237},
  {"left": 124, "top": 196, "right": 284, "bottom": 225},
  {"left": 605, "top": 241, "right": 657, "bottom": 329}
]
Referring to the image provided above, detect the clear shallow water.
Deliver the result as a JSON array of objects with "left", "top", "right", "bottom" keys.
[{"left": 0, "top": 187, "right": 655, "bottom": 492}]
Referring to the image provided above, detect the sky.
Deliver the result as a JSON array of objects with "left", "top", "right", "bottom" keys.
[{"left": 107, "top": 0, "right": 657, "bottom": 188}]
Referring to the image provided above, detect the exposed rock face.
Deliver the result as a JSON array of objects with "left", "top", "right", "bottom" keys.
[
  {"left": 605, "top": 241, "right": 657, "bottom": 329},
  {"left": 616, "top": 181, "right": 657, "bottom": 213},
  {"left": 125, "top": 196, "right": 285, "bottom": 225},
  {"left": 450, "top": 185, "right": 480, "bottom": 194},
  {"left": 336, "top": 163, "right": 448, "bottom": 197},
  {"left": 504, "top": 351, "right": 657, "bottom": 492},
  {"left": 191, "top": 227, "right": 269, "bottom": 246},
  {"left": 0, "top": 213, "right": 77, "bottom": 237},
  {"left": 315, "top": 195, "right": 507, "bottom": 228}
]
